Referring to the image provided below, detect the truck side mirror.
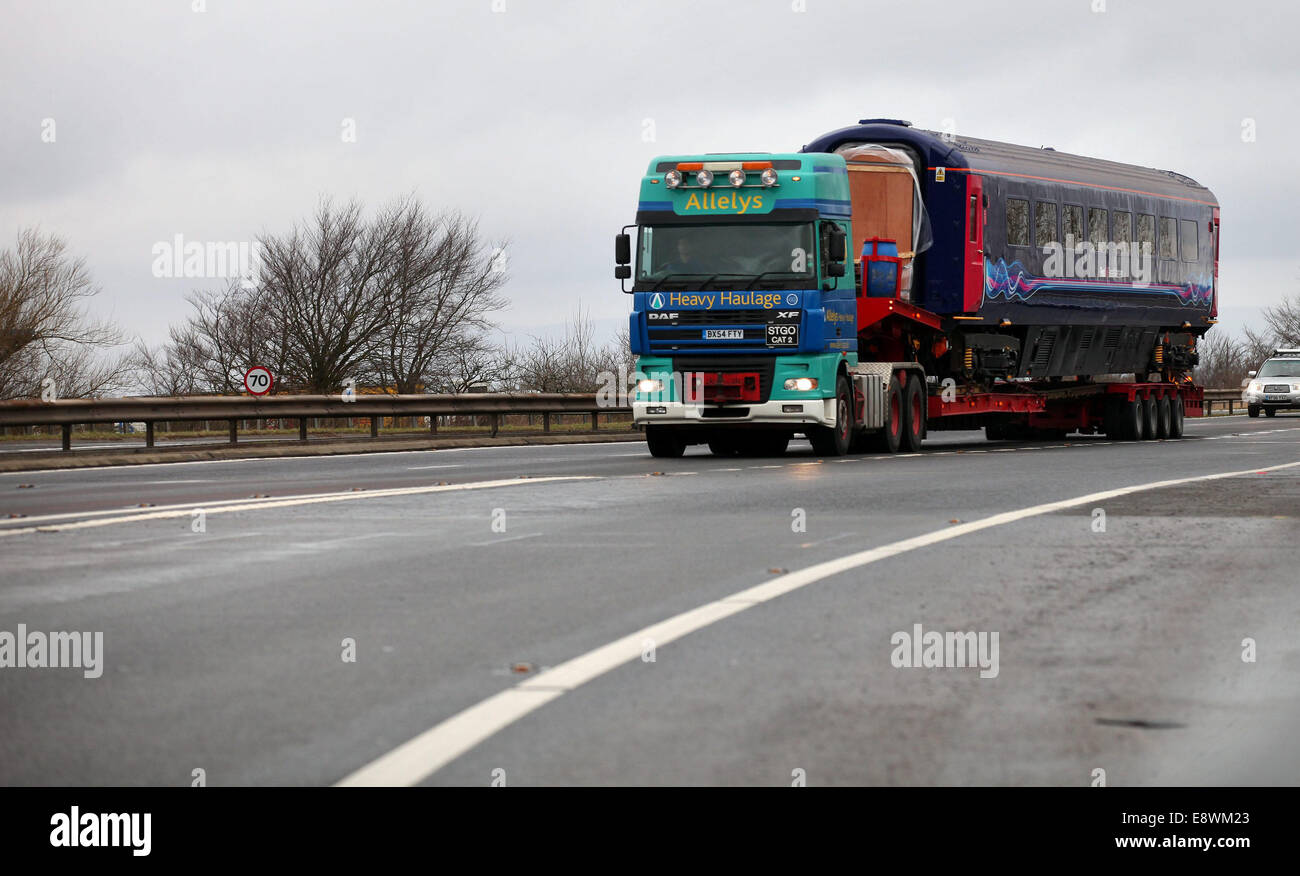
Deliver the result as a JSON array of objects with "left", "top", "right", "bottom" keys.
[
  {"left": 828, "top": 227, "right": 846, "bottom": 263},
  {"left": 615, "top": 233, "right": 631, "bottom": 266},
  {"left": 615, "top": 265, "right": 631, "bottom": 279}
]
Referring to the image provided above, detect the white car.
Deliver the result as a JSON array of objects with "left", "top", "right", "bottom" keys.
[{"left": 1243, "top": 349, "right": 1300, "bottom": 417}]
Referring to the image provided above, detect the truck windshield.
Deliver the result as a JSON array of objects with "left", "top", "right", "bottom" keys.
[
  {"left": 1258, "top": 359, "right": 1300, "bottom": 378},
  {"left": 636, "top": 224, "right": 814, "bottom": 288}
]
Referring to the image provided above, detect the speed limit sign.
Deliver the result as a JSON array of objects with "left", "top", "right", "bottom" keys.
[{"left": 244, "top": 366, "right": 274, "bottom": 396}]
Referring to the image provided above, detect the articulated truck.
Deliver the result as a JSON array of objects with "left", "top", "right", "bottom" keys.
[{"left": 615, "top": 119, "right": 1218, "bottom": 458}]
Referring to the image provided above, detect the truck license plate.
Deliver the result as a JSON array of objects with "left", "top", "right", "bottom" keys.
[
  {"left": 766, "top": 324, "right": 799, "bottom": 346},
  {"left": 704, "top": 329, "right": 744, "bottom": 340}
]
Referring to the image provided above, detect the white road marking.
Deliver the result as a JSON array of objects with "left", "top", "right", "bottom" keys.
[
  {"left": 0, "top": 477, "right": 595, "bottom": 537},
  {"left": 405, "top": 464, "right": 464, "bottom": 471},
  {"left": 335, "top": 457, "right": 1300, "bottom": 787},
  {"left": 468, "top": 533, "right": 544, "bottom": 547}
]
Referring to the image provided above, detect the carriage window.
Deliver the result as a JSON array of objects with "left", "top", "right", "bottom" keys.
[
  {"left": 1180, "top": 219, "right": 1198, "bottom": 261},
  {"left": 1137, "top": 214, "right": 1155, "bottom": 256},
  {"left": 1159, "top": 217, "right": 1177, "bottom": 259},
  {"left": 1063, "top": 205, "right": 1084, "bottom": 245},
  {"left": 1035, "top": 202, "right": 1057, "bottom": 247},
  {"left": 1088, "top": 208, "right": 1108, "bottom": 246},
  {"left": 1113, "top": 212, "right": 1132, "bottom": 244},
  {"left": 1006, "top": 199, "right": 1029, "bottom": 246}
]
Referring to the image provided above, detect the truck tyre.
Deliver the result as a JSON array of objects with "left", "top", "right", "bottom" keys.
[
  {"left": 1118, "top": 398, "right": 1143, "bottom": 440},
  {"left": 867, "top": 374, "right": 904, "bottom": 453},
  {"left": 646, "top": 426, "right": 686, "bottom": 458},
  {"left": 1169, "top": 395, "right": 1185, "bottom": 438},
  {"left": 1140, "top": 394, "right": 1157, "bottom": 440},
  {"left": 900, "top": 373, "right": 925, "bottom": 453},
  {"left": 1156, "top": 395, "right": 1172, "bottom": 439},
  {"left": 1248, "top": 405, "right": 1260, "bottom": 418},
  {"left": 809, "top": 375, "right": 853, "bottom": 456}
]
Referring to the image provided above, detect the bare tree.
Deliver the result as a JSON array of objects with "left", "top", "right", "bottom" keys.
[
  {"left": 257, "top": 199, "right": 397, "bottom": 393},
  {"left": 0, "top": 229, "right": 129, "bottom": 399},
  {"left": 509, "top": 307, "right": 627, "bottom": 392},
  {"left": 368, "top": 202, "right": 509, "bottom": 392},
  {"left": 1260, "top": 293, "right": 1300, "bottom": 347}
]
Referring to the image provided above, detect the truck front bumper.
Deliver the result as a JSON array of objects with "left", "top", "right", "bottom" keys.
[{"left": 633, "top": 398, "right": 836, "bottom": 429}]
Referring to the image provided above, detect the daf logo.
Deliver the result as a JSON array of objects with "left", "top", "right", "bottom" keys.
[
  {"left": 647, "top": 312, "right": 678, "bottom": 320},
  {"left": 650, "top": 293, "right": 665, "bottom": 309}
]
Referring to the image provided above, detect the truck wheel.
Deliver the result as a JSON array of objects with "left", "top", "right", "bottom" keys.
[
  {"left": 1265, "top": 408, "right": 1277, "bottom": 417},
  {"left": 646, "top": 426, "right": 686, "bottom": 458},
  {"left": 900, "top": 373, "right": 925, "bottom": 453},
  {"left": 1140, "top": 394, "right": 1157, "bottom": 440},
  {"left": 1169, "top": 395, "right": 1185, "bottom": 438},
  {"left": 1156, "top": 395, "right": 1172, "bottom": 439},
  {"left": 1248, "top": 405, "right": 1260, "bottom": 418},
  {"left": 1118, "top": 399, "right": 1143, "bottom": 440},
  {"left": 867, "top": 374, "right": 904, "bottom": 453},
  {"left": 809, "top": 375, "right": 853, "bottom": 456}
]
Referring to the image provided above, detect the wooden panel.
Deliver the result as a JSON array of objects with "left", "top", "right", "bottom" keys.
[{"left": 847, "top": 164, "right": 914, "bottom": 259}]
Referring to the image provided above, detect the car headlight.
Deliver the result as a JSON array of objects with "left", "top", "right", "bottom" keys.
[
  {"left": 637, "top": 379, "right": 664, "bottom": 393},
  {"left": 1248, "top": 382, "right": 1262, "bottom": 392},
  {"left": 783, "top": 377, "right": 818, "bottom": 391}
]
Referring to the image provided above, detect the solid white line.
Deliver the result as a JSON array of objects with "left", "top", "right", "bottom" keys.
[
  {"left": 0, "top": 440, "right": 641, "bottom": 477},
  {"left": 335, "top": 457, "right": 1300, "bottom": 787},
  {"left": 0, "top": 477, "right": 595, "bottom": 537}
]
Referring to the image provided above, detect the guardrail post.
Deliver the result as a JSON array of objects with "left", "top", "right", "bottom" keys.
[
  {"left": 61, "top": 424, "right": 71, "bottom": 452},
  {"left": 429, "top": 415, "right": 437, "bottom": 435},
  {"left": 370, "top": 417, "right": 379, "bottom": 439},
  {"left": 490, "top": 413, "right": 499, "bottom": 437},
  {"left": 591, "top": 411, "right": 599, "bottom": 431},
  {"left": 146, "top": 421, "right": 155, "bottom": 448},
  {"left": 542, "top": 412, "right": 550, "bottom": 433},
  {"left": 299, "top": 418, "right": 308, "bottom": 441},
  {"left": 229, "top": 420, "right": 238, "bottom": 444}
]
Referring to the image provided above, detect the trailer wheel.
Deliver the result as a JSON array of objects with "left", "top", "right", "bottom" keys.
[
  {"left": 1169, "top": 395, "right": 1185, "bottom": 438},
  {"left": 1140, "top": 394, "right": 1157, "bottom": 440},
  {"left": 1156, "top": 394, "right": 1172, "bottom": 439},
  {"left": 1248, "top": 405, "right": 1260, "bottom": 418},
  {"left": 810, "top": 375, "right": 853, "bottom": 456},
  {"left": 867, "top": 374, "right": 904, "bottom": 453},
  {"left": 1116, "top": 398, "right": 1143, "bottom": 441},
  {"left": 900, "top": 373, "right": 925, "bottom": 453},
  {"left": 646, "top": 425, "right": 686, "bottom": 458}
]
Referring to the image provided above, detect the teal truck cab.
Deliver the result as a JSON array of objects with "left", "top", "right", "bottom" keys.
[{"left": 615, "top": 153, "right": 860, "bottom": 457}]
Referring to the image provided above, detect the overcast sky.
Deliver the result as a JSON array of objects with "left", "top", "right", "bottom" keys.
[{"left": 2, "top": 0, "right": 1295, "bottom": 351}]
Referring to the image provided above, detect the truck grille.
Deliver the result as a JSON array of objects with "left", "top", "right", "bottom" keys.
[{"left": 672, "top": 356, "right": 776, "bottom": 403}]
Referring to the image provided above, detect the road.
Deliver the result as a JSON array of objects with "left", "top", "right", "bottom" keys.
[{"left": 1, "top": 414, "right": 1298, "bottom": 786}]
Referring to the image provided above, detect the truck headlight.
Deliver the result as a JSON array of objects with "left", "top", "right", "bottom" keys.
[
  {"left": 728, "top": 169, "right": 746, "bottom": 187},
  {"left": 664, "top": 170, "right": 682, "bottom": 189},
  {"left": 696, "top": 170, "right": 714, "bottom": 187},
  {"left": 637, "top": 379, "right": 664, "bottom": 393},
  {"left": 760, "top": 168, "right": 778, "bottom": 186},
  {"left": 783, "top": 377, "right": 818, "bottom": 391}
]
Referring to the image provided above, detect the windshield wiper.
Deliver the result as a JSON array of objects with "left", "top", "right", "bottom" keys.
[
  {"left": 648, "top": 272, "right": 711, "bottom": 292},
  {"left": 698, "top": 273, "right": 751, "bottom": 290},
  {"left": 744, "top": 271, "right": 806, "bottom": 290}
]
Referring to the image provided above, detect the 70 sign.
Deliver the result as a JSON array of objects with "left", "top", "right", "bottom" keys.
[{"left": 244, "top": 366, "right": 274, "bottom": 396}]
